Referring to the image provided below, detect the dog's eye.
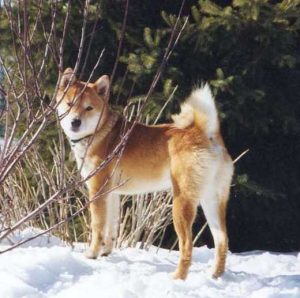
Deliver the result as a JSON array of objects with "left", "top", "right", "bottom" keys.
[{"left": 86, "top": 106, "right": 93, "bottom": 111}]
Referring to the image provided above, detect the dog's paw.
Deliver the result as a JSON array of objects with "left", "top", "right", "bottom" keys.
[
  {"left": 85, "top": 249, "right": 98, "bottom": 259},
  {"left": 211, "top": 268, "right": 224, "bottom": 279},
  {"left": 99, "top": 251, "right": 110, "bottom": 257},
  {"left": 99, "top": 246, "right": 112, "bottom": 257},
  {"left": 172, "top": 270, "right": 187, "bottom": 280}
]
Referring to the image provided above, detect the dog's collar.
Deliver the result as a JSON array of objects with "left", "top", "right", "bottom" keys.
[
  {"left": 70, "top": 134, "right": 92, "bottom": 144},
  {"left": 69, "top": 113, "right": 119, "bottom": 146}
]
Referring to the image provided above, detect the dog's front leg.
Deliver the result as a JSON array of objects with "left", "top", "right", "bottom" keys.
[
  {"left": 100, "top": 193, "right": 120, "bottom": 256},
  {"left": 85, "top": 178, "right": 108, "bottom": 259}
]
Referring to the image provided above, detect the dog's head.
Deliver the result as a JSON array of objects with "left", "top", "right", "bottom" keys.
[{"left": 56, "top": 68, "right": 110, "bottom": 140}]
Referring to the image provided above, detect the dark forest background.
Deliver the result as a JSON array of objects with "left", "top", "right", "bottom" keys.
[{"left": 1, "top": 0, "right": 300, "bottom": 252}]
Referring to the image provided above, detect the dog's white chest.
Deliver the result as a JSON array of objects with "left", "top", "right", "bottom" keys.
[{"left": 71, "top": 141, "right": 96, "bottom": 179}]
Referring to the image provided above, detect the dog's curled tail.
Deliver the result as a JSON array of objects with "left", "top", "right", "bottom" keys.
[{"left": 172, "top": 83, "right": 219, "bottom": 136}]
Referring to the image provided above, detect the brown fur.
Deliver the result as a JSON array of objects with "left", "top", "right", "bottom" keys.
[{"left": 56, "top": 68, "right": 234, "bottom": 280}]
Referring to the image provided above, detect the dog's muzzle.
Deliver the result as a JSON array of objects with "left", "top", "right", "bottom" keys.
[{"left": 71, "top": 118, "right": 81, "bottom": 130}]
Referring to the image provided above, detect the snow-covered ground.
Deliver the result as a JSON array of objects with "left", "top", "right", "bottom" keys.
[{"left": 0, "top": 228, "right": 299, "bottom": 298}]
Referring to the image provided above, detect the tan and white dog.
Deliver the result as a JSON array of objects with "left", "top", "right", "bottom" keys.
[{"left": 56, "top": 68, "right": 234, "bottom": 280}]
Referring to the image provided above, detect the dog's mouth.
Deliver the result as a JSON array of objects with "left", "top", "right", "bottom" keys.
[{"left": 71, "top": 126, "right": 80, "bottom": 133}]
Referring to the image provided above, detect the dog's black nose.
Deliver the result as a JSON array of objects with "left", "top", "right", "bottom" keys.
[{"left": 71, "top": 118, "right": 81, "bottom": 128}]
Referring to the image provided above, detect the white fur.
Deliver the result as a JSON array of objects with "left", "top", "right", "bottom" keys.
[
  {"left": 57, "top": 104, "right": 99, "bottom": 178},
  {"left": 72, "top": 141, "right": 96, "bottom": 179},
  {"left": 113, "top": 168, "right": 172, "bottom": 195},
  {"left": 105, "top": 193, "right": 120, "bottom": 238},
  {"left": 57, "top": 105, "right": 101, "bottom": 140},
  {"left": 199, "top": 155, "right": 233, "bottom": 274},
  {"left": 93, "top": 193, "right": 120, "bottom": 256},
  {"left": 172, "top": 83, "right": 218, "bottom": 136},
  {"left": 80, "top": 158, "right": 96, "bottom": 179},
  {"left": 171, "top": 104, "right": 194, "bottom": 129}
]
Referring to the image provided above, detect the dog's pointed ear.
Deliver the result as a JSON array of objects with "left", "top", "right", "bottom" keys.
[
  {"left": 59, "top": 68, "right": 76, "bottom": 89},
  {"left": 94, "top": 75, "right": 110, "bottom": 99}
]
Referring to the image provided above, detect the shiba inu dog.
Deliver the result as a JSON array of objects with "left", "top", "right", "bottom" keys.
[{"left": 56, "top": 68, "right": 234, "bottom": 280}]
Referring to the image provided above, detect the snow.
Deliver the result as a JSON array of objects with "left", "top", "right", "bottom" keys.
[
  {"left": 0, "top": 227, "right": 64, "bottom": 248},
  {"left": 0, "top": 231, "right": 299, "bottom": 298}
]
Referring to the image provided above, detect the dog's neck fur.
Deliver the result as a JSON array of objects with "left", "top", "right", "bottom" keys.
[{"left": 70, "top": 111, "right": 120, "bottom": 178}]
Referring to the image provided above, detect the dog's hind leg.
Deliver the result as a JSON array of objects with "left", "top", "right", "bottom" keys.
[
  {"left": 200, "top": 163, "right": 232, "bottom": 278},
  {"left": 171, "top": 170, "right": 198, "bottom": 280},
  {"left": 200, "top": 193, "right": 228, "bottom": 278},
  {"left": 172, "top": 195, "right": 197, "bottom": 280}
]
